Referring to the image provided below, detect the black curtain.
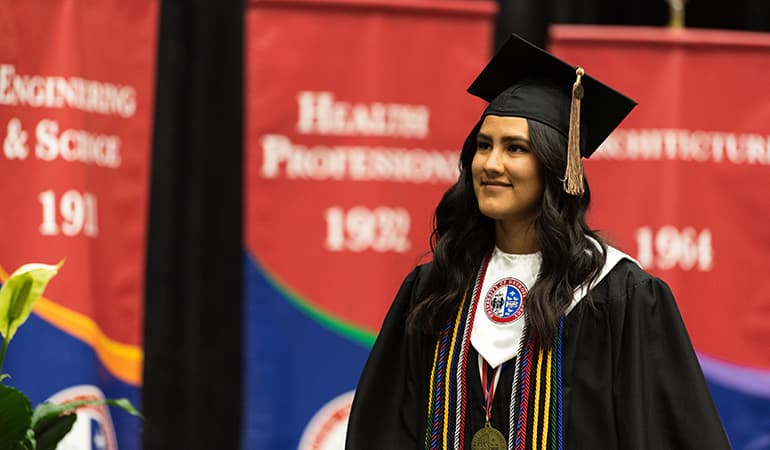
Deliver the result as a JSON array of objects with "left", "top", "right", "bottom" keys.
[
  {"left": 495, "top": 0, "right": 770, "bottom": 49},
  {"left": 142, "top": 0, "right": 243, "bottom": 449}
]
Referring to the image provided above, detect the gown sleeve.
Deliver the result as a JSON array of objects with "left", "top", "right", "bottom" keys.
[
  {"left": 612, "top": 276, "right": 732, "bottom": 449},
  {"left": 345, "top": 265, "right": 430, "bottom": 450}
]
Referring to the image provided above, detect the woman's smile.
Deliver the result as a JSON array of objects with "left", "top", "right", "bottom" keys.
[{"left": 481, "top": 180, "right": 512, "bottom": 189}]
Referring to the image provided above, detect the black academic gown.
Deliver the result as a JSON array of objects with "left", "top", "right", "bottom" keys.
[{"left": 346, "top": 260, "right": 732, "bottom": 450}]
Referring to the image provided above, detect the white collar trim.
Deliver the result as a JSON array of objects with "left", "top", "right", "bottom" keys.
[{"left": 565, "top": 240, "right": 639, "bottom": 316}]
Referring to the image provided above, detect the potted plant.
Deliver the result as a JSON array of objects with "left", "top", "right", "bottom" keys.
[{"left": 0, "top": 261, "right": 140, "bottom": 449}]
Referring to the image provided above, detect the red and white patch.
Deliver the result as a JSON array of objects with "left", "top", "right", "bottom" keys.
[
  {"left": 298, "top": 390, "right": 354, "bottom": 450},
  {"left": 46, "top": 385, "right": 118, "bottom": 450},
  {"left": 483, "top": 277, "right": 527, "bottom": 324}
]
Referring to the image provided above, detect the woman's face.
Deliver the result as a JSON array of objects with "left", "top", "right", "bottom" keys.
[{"left": 471, "top": 115, "right": 544, "bottom": 227}]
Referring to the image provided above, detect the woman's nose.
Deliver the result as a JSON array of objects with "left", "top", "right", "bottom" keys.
[{"left": 483, "top": 147, "right": 504, "bottom": 173}]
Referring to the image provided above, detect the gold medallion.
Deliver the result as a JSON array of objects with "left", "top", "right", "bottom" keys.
[{"left": 471, "top": 421, "right": 506, "bottom": 450}]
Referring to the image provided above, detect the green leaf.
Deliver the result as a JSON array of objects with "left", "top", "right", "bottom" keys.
[
  {"left": 0, "top": 384, "right": 32, "bottom": 449},
  {"left": 0, "top": 261, "right": 63, "bottom": 342},
  {"left": 23, "top": 429, "right": 36, "bottom": 450},
  {"left": 108, "top": 398, "right": 142, "bottom": 417},
  {"left": 34, "top": 413, "right": 76, "bottom": 450},
  {"left": 32, "top": 397, "right": 142, "bottom": 431},
  {"left": 30, "top": 396, "right": 141, "bottom": 450}
]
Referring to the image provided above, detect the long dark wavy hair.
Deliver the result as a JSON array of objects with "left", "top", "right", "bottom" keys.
[{"left": 408, "top": 117, "right": 607, "bottom": 345}]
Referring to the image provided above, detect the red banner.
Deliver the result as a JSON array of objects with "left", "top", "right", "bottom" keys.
[
  {"left": 549, "top": 25, "right": 770, "bottom": 447},
  {"left": 0, "top": 2, "right": 158, "bottom": 449},
  {"left": 244, "top": 0, "right": 495, "bottom": 446},
  {"left": 246, "top": 0, "right": 495, "bottom": 332}
]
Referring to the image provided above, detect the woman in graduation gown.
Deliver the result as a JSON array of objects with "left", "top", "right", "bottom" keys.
[{"left": 346, "top": 35, "right": 732, "bottom": 450}]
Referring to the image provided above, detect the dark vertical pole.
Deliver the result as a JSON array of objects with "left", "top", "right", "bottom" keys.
[{"left": 143, "top": 0, "right": 244, "bottom": 448}]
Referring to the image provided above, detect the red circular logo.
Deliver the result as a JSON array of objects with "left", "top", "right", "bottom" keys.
[{"left": 483, "top": 278, "right": 527, "bottom": 324}]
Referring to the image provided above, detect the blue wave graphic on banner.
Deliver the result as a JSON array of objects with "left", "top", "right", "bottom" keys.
[
  {"left": 243, "top": 251, "right": 371, "bottom": 449},
  {"left": 3, "top": 314, "right": 141, "bottom": 450},
  {"left": 700, "top": 354, "right": 770, "bottom": 450},
  {"left": 709, "top": 381, "right": 770, "bottom": 450}
]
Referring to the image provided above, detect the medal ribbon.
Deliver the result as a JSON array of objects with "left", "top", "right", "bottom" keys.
[{"left": 481, "top": 358, "right": 503, "bottom": 423}]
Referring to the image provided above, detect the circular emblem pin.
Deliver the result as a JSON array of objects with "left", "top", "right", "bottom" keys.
[{"left": 484, "top": 278, "right": 527, "bottom": 323}]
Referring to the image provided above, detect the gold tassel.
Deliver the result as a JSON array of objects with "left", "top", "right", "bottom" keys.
[{"left": 564, "top": 66, "right": 585, "bottom": 196}]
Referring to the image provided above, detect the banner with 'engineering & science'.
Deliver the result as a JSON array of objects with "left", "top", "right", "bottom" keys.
[{"left": 0, "top": 2, "right": 158, "bottom": 449}]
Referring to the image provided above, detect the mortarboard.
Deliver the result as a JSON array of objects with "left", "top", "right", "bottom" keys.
[{"left": 467, "top": 34, "right": 637, "bottom": 195}]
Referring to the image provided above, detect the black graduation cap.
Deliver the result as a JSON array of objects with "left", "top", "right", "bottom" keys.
[{"left": 467, "top": 34, "right": 636, "bottom": 195}]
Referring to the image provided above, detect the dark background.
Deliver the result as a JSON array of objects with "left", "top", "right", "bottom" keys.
[
  {"left": 141, "top": 1, "right": 770, "bottom": 448},
  {"left": 497, "top": 0, "right": 770, "bottom": 48}
]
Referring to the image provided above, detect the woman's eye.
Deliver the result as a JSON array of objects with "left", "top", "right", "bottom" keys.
[
  {"left": 507, "top": 145, "right": 528, "bottom": 153},
  {"left": 476, "top": 142, "right": 491, "bottom": 150}
]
